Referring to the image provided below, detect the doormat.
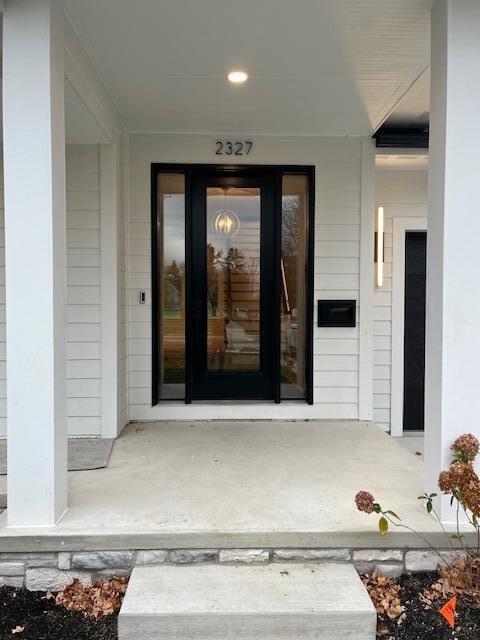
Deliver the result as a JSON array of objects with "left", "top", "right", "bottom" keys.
[{"left": 0, "top": 438, "right": 114, "bottom": 475}]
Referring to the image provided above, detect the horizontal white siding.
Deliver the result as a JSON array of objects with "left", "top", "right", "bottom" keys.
[
  {"left": 0, "top": 145, "right": 103, "bottom": 437},
  {"left": 374, "top": 169, "right": 428, "bottom": 432},
  {"left": 128, "top": 133, "right": 363, "bottom": 420},
  {"left": 66, "top": 144, "right": 102, "bottom": 436},
  {"left": 0, "top": 174, "right": 5, "bottom": 436}
]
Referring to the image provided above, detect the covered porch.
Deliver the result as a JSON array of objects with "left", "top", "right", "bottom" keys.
[
  {"left": 0, "top": 0, "right": 479, "bottom": 545},
  {"left": 0, "top": 420, "right": 443, "bottom": 550}
]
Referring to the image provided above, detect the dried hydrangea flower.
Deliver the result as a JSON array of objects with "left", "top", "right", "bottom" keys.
[
  {"left": 438, "top": 470, "right": 452, "bottom": 493},
  {"left": 355, "top": 490, "right": 375, "bottom": 514},
  {"left": 451, "top": 433, "right": 480, "bottom": 462},
  {"left": 437, "top": 462, "right": 480, "bottom": 517}
]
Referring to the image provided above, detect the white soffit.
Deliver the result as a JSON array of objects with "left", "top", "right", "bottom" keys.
[{"left": 65, "top": 0, "right": 433, "bottom": 136}]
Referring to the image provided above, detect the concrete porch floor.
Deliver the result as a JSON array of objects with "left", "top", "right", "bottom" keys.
[{"left": 0, "top": 421, "right": 458, "bottom": 551}]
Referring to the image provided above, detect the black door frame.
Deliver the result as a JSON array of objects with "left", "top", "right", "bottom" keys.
[
  {"left": 191, "top": 170, "right": 276, "bottom": 401},
  {"left": 151, "top": 163, "right": 315, "bottom": 405}
]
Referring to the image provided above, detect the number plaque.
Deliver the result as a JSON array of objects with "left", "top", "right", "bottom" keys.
[{"left": 215, "top": 140, "right": 253, "bottom": 156}]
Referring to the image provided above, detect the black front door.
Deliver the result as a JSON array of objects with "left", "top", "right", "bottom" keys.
[
  {"left": 403, "top": 231, "right": 427, "bottom": 431},
  {"left": 191, "top": 170, "right": 276, "bottom": 400}
]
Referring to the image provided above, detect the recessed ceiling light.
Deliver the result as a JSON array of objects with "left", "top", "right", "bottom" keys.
[{"left": 227, "top": 70, "right": 248, "bottom": 84}]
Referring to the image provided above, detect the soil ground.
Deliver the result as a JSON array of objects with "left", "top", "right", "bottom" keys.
[
  {"left": 0, "top": 586, "right": 116, "bottom": 640},
  {"left": 2, "top": 574, "right": 480, "bottom": 640},
  {"left": 378, "top": 571, "right": 480, "bottom": 640}
]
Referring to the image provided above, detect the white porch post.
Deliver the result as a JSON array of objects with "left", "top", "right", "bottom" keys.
[
  {"left": 425, "top": 0, "right": 480, "bottom": 521},
  {"left": 3, "top": 0, "right": 68, "bottom": 526},
  {"left": 100, "top": 142, "right": 121, "bottom": 437}
]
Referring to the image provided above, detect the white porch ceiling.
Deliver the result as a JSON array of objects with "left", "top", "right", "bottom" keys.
[
  {"left": 384, "top": 67, "right": 430, "bottom": 128},
  {"left": 66, "top": 0, "right": 433, "bottom": 136}
]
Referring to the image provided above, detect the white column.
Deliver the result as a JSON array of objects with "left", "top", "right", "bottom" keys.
[
  {"left": 359, "top": 138, "right": 375, "bottom": 421},
  {"left": 100, "top": 142, "right": 120, "bottom": 437},
  {"left": 425, "top": 0, "right": 480, "bottom": 522},
  {"left": 3, "top": 0, "right": 67, "bottom": 526}
]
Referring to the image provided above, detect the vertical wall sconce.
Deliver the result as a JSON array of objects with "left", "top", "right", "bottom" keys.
[{"left": 375, "top": 206, "right": 384, "bottom": 287}]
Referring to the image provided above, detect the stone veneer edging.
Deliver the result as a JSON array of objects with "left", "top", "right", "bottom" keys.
[{"left": 0, "top": 548, "right": 461, "bottom": 590}]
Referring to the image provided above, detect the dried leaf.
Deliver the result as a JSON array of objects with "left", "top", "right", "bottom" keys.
[
  {"left": 377, "top": 621, "right": 390, "bottom": 636},
  {"left": 56, "top": 576, "right": 129, "bottom": 620},
  {"left": 11, "top": 627, "right": 24, "bottom": 635},
  {"left": 421, "top": 554, "right": 480, "bottom": 606},
  {"left": 361, "top": 570, "right": 406, "bottom": 634}
]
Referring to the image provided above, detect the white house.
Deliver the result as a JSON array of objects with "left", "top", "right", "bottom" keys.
[{"left": 0, "top": 0, "right": 479, "bottom": 622}]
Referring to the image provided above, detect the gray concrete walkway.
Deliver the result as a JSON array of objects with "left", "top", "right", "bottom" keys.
[{"left": 0, "top": 420, "right": 449, "bottom": 550}]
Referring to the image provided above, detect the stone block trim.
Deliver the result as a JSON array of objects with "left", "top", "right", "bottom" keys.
[
  {"left": 136, "top": 550, "right": 169, "bottom": 565},
  {"left": 404, "top": 550, "right": 461, "bottom": 572},
  {"left": 0, "top": 552, "right": 57, "bottom": 568},
  {"left": 25, "top": 569, "right": 93, "bottom": 592},
  {"left": 273, "top": 549, "right": 351, "bottom": 562},
  {"left": 0, "top": 562, "right": 25, "bottom": 576},
  {"left": 219, "top": 549, "right": 269, "bottom": 563},
  {"left": 0, "top": 547, "right": 464, "bottom": 591},
  {"left": 353, "top": 549, "right": 403, "bottom": 563},
  {"left": 169, "top": 549, "right": 218, "bottom": 564},
  {"left": 0, "top": 577, "right": 25, "bottom": 588},
  {"left": 71, "top": 551, "right": 134, "bottom": 570},
  {"left": 57, "top": 552, "right": 71, "bottom": 571},
  {"left": 354, "top": 561, "right": 404, "bottom": 578}
]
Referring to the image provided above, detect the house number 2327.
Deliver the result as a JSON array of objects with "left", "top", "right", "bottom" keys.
[{"left": 215, "top": 140, "right": 253, "bottom": 156}]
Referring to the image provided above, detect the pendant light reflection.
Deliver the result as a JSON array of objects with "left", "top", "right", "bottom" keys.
[
  {"left": 213, "top": 189, "right": 240, "bottom": 237},
  {"left": 214, "top": 209, "right": 240, "bottom": 236}
]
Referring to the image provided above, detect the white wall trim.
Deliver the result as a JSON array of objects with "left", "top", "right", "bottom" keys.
[
  {"left": 100, "top": 143, "right": 119, "bottom": 437},
  {"left": 123, "top": 132, "right": 132, "bottom": 425},
  {"left": 391, "top": 216, "right": 427, "bottom": 436},
  {"left": 130, "top": 404, "right": 369, "bottom": 422},
  {"left": 358, "top": 138, "right": 375, "bottom": 420}
]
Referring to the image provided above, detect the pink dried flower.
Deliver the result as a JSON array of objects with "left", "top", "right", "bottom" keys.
[
  {"left": 355, "top": 490, "right": 375, "bottom": 514},
  {"left": 452, "top": 433, "right": 480, "bottom": 462}
]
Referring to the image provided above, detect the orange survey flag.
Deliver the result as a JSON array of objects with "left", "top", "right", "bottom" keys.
[{"left": 439, "top": 596, "right": 456, "bottom": 629}]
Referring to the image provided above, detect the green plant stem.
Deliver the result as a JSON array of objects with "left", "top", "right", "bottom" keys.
[
  {"left": 383, "top": 512, "right": 480, "bottom": 583},
  {"left": 382, "top": 513, "right": 456, "bottom": 570},
  {"left": 456, "top": 500, "right": 466, "bottom": 553},
  {"left": 430, "top": 505, "right": 455, "bottom": 550}
]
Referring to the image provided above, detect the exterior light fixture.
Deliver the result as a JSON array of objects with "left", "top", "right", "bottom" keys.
[
  {"left": 227, "top": 70, "right": 248, "bottom": 84},
  {"left": 376, "top": 206, "right": 384, "bottom": 287}
]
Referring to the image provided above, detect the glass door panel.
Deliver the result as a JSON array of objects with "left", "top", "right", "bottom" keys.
[
  {"left": 155, "top": 172, "right": 186, "bottom": 400},
  {"left": 206, "top": 187, "right": 261, "bottom": 373},
  {"left": 191, "top": 173, "right": 275, "bottom": 401},
  {"left": 280, "top": 175, "right": 308, "bottom": 399}
]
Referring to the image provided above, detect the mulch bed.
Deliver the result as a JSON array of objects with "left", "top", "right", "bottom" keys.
[
  {"left": 0, "top": 587, "right": 116, "bottom": 640},
  {"left": 2, "top": 573, "right": 480, "bottom": 640},
  {"left": 377, "top": 571, "right": 480, "bottom": 640}
]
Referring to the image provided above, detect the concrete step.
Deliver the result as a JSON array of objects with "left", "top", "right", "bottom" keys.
[{"left": 118, "top": 563, "right": 377, "bottom": 640}]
